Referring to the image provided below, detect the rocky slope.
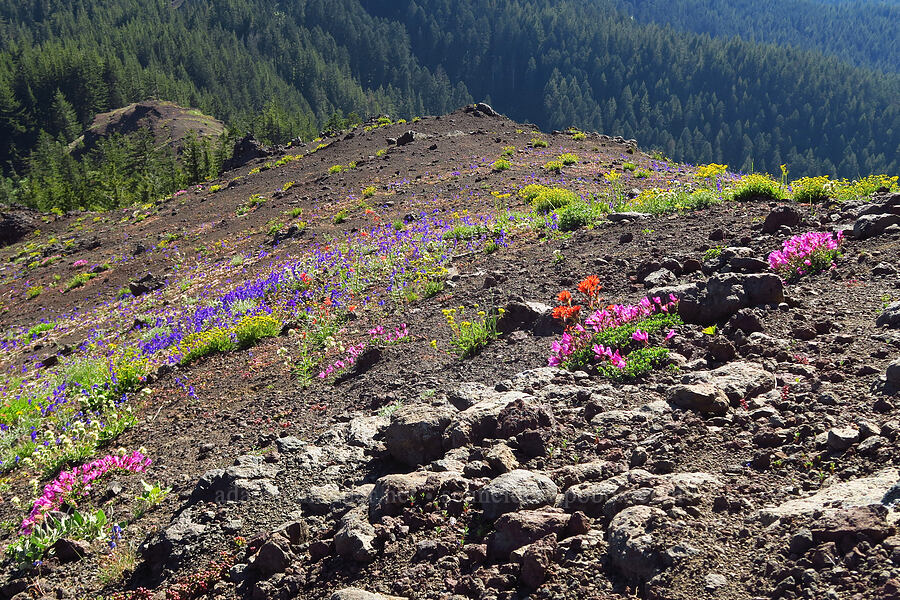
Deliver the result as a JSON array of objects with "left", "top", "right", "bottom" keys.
[{"left": 0, "top": 106, "right": 898, "bottom": 600}]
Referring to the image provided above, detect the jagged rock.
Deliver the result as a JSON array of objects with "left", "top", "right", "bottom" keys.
[
  {"left": 129, "top": 272, "right": 164, "bottom": 296},
  {"left": 854, "top": 213, "right": 900, "bottom": 239},
  {"left": 443, "top": 391, "right": 533, "bottom": 448},
  {"left": 810, "top": 505, "right": 895, "bottom": 544},
  {"left": 486, "top": 508, "right": 570, "bottom": 560},
  {"left": 484, "top": 443, "right": 519, "bottom": 474},
  {"left": 275, "top": 436, "right": 306, "bottom": 453},
  {"left": 52, "top": 538, "right": 91, "bottom": 562},
  {"left": 495, "top": 398, "right": 554, "bottom": 438},
  {"left": 396, "top": 130, "right": 427, "bottom": 146},
  {"left": 758, "top": 468, "right": 900, "bottom": 524},
  {"left": 689, "top": 362, "right": 774, "bottom": 402},
  {"left": 300, "top": 483, "right": 373, "bottom": 518},
  {"left": 474, "top": 102, "right": 498, "bottom": 116},
  {"left": 192, "top": 454, "right": 280, "bottom": 502},
  {"left": 519, "top": 535, "right": 557, "bottom": 589},
  {"left": 704, "top": 573, "right": 728, "bottom": 592},
  {"left": 334, "top": 506, "right": 377, "bottom": 563},
  {"left": 728, "top": 308, "right": 763, "bottom": 333},
  {"left": 608, "top": 505, "right": 668, "bottom": 583},
  {"left": 560, "top": 479, "right": 626, "bottom": 517},
  {"left": 498, "top": 300, "right": 559, "bottom": 335},
  {"left": 330, "top": 589, "right": 407, "bottom": 600},
  {"left": 827, "top": 427, "right": 860, "bottom": 451},
  {"left": 607, "top": 211, "right": 650, "bottom": 221},
  {"left": 223, "top": 135, "right": 272, "bottom": 170},
  {"left": 667, "top": 383, "right": 729, "bottom": 415},
  {"left": 552, "top": 460, "right": 627, "bottom": 490},
  {"left": 369, "top": 471, "right": 468, "bottom": 520},
  {"left": 762, "top": 206, "right": 800, "bottom": 233},
  {"left": 653, "top": 273, "right": 783, "bottom": 325},
  {"left": 888, "top": 359, "right": 900, "bottom": 386},
  {"left": 384, "top": 404, "right": 455, "bottom": 466},
  {"left": 249, "top": 538, "right": 292, "bottom": 578},
  {"left": 643, "top": 268, "right": 676, "bottom": 288},
  {"left": 448, "top": 382, "right": 493, "bottom": 410},
  {"left": 477, "top": 469, "right": 558, "bottom": 519},
  {"left": 143, "top": 510, "right": 207, "bottom": 573},
  {"left": 0, "top": 210, "right": 36, "bottom": 247},
  {"left": 878, "top": 302, "right": 900, "bottom": 329},
  {"left": 348, "top": 416, "right": 388, "bottom": 448},
  {"left": 497, "top": 367, "right": 568, "bottom": 393}
]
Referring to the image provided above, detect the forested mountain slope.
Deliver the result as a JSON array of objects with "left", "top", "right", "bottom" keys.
[
  {"left": 1, "top": 0, "right": 898, "bottom": 209},
  {"left": 611, "top": 0, "right": 900, "bottom": 74}
]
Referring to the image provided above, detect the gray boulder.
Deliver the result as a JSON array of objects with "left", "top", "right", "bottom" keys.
[
  {"left": 384, "top": 404, "right": 455, "bottom": 466},
  {"left": 486, "top": 508, "right": 570, "bottom": 560},
  {"left": 668, "top": 383, "right": 729, "bottom": 415},
  {"left": 193, "top": 454, "right": 279, "bottom": 502},
  {"left": 334, "top": 506, "right": 376, "bottom": 563},
  {"left": 878, "top": 302, "right": 900, "bottom": 329},
  {"left": 607, "top": 505, "right": 668, "bottom": 583},
  {"left": 478, "top": 469, "right": 558, "bottom": 519}
]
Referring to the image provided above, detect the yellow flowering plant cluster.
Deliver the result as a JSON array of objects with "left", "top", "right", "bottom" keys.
[
  {"left": 441, "top": 306, "right": 505, "bottom": 358},
  {"left": 696, "top": 163, "right": 728, "bottom": 180}
]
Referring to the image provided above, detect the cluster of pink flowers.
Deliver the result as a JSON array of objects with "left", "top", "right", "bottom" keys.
[
  {"left": 549, "top": 295, "right": 678, "bottom": 368},
  {"left": 592, "top": 344, "right": 626, "bottom": 368},
  {"left": 768, "top": 231, "right": 844, "bottom": 280},
  {"left": 318, "top": 323, "right": 409, "bottom": 379},
  {"left": 21, "top": 450, "right": 151, "bottom": 533},
  {"left": 72, "top": 259, "right": 89, "bottom": 269}
]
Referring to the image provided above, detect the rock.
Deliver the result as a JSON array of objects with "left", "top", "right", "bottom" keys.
[
  {"left": 762, "top": 206, "right": 800, "bottom": 234},
  {"left": 348, "top": 415, "right": 388, "bottom": 448},
  {"left": 690, "top": 362, "right": 774, "bottom": 402},
  {"left": 128, "top": 272, "right": 164, "bottom": 296},
  {"left": 142, "top": 510, "right": 207, "bottom": 573},
  {"left": 334, "top": 506, "right": 377, "bottom": 563},
  {"left": 486, "top": 508, "right": 570, "bottom": 560},
  {"left": 249, "top": 539, "right": 291, "bottom": 578},
  {"left": 474, "top": 102, "right": 498, "bottom": 117},
  {"left": 520, "top": 535, "right": 557, "bottom": 589},
  {"left": 52, "top": 538, "right": 91, "bottom": 562},
  {"left": 729, "top": 256, "right": 769, "bottom": 273},
  {"left": 275, "top": 436, "right": 306, "bottom": 453},
  {"left": 728, "top": 308, "right": 763, "bottom": 334},
  {"left": 369, "top": 471, "right": 468, "bottom": 520},
  {"left": 478, "top": 470, "right": 559, "bottom": 519},
  {"left": 223, "top": 135, "right": 271, "bottom": 170},
  {"left": 300, "top": 483, "right": 372, "bottom": 517},
  {"left": 653, "top": 273, "right": 783, "bottom": 325},
  {"left": 667, "top": 383, "right": 729, "bottom": 415},
  {"left": 643, "top": 268, "right": 676, "bottom": 288},
  {"left": 873, "top": 262, "right": 898, "bottom": 276},
  {"left": 887, "top": 359, "right": 900, "bottom": 385},
  {"left": 193, "top": 454, "right": 280, "bottom": 502},
  {"left": 878, "top": 301, "right": 900, "bottom": 328},
  {"left": 448, "top": 382, "right": 493, "bottom": 410},
  {"left": 484, "top": 443, "right": 519, "bottom": 474},
  {"left": 827, "top": 427, "right": 859, "bottom": 451},
  {"left": 607, "top": 505, "right": 668, "bottom": 583},
  {"left": 552, "top": 460, "right": 627, "bottom": 490},
  {"left": 443, "top": 391, "right": 533, "bottom": 448},
  {"left": 789, "top": 528, "right": 815, "bottom": 555},
  {"left": 396, "top": 130, "right": 427, "bottom": 146},
  {"left": 0, "top": 210, "right": 36, "bottom": 247},
  {"left": 758, "top": 468, "right": 900, "bottom": 524},
  {"left": 330, "top": 588, "right": 407, "bottom": 600},
  {"left": 498, "top": 300, "right": 558, "bottom": 336},
  {"left": 810, "top": 505, "right": 895, "bottom": 544},
  {"left": 853, "top": 213, "right": 900, "bottom": 239},
  {"left": 496, "top": 398, "right": 554, "bottom": 438},
  {"left": 560, "top": 478, "right": 626, "bottom": 517},
  {"left": 384, "top": 404, "right": 455, "bottom": 466},
  {"left": 607, "top": 211, "right": 650, "bottom": 222},
  {"left": 704, "top": 573, "right": 728, "bottom": 591}
]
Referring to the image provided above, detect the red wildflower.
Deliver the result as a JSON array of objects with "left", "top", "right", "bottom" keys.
[
  {"left": 558, "top": 290, "right": 573, "bottom": 305},
  {"left": 577, "top": 275, "right": 601, "bottom": 296}
]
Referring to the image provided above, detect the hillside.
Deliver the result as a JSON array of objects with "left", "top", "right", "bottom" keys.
[
  {"left": 1, "top": 0, "right": 898, "bottom": 200},
  {"left": 0, "top": 107, "right": 898, "bottom": 599}
]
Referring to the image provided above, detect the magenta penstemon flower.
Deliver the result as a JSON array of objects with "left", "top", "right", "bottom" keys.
[
  {"left": 21, "top": 450, "right": 151, "bottom": 533},
  {"left": 632, "top": 329, "right": 649, "bottom": 343},
  {"left": 768, "top": 231, "right": 843, "bottom": 282}
]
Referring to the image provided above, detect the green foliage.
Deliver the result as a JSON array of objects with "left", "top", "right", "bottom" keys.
[
  {"left": 333, "top": 209, "right": 349, "bottom": 224},
  {"left": 362, "top": 185, "right": 377, "bottom": 198},
  {"left": 233, "top": 314, "right": 282, "bottom": 347},
  {"left": 501, "top": 145, "right": 516, "bottom": 156},
  {"left": 531, "top": 187, "right": 578, "bottom": 213},
  {"left": 572, "top": 132, "right": 587, "bottom": 140},
  {"left": 555, "top": 200, "right": 604, "bottom": 231},
  {"left": 329, "top": 164, "right": 347, "bottom": 174},
  {"left": 596, "top": 346, "right": 670, "bottom": 381},
  {"left": 790, "top": 176, "right": 830, "bottom": 203},
  {"left": 726, "top": 174, "right": 785, "bottom": 202},
  {"left": 617, "top": 187, "right": 721, "bottom": 214},
  {"left": 179, "top": 328, "right": 234, "bottom": 364},
  {"left": 133, "top": 480, "right": 171, "bottom": 518},
  {"left": 6, "top": 509, "right": 111, "bottom": 565},
  {"left": 530, "top": 138, "right": 549, "bottom": 148},
  {"left": 558, "top": 153, "right": 579, "bottom": 165},
  {"left": 65, "top": 272, "right": 97, "bottom": 291},
  {"left": 441, "top": 306, "right": 503, "bottom": 358},
  {"left": 26, "top": 322, "right": 55, "bottom": 338},
  {"left": 492, "top": 159, "right": 511, "bottom": 171},
  {"left": 622, "top": 162, "right": 636, "bottom": 171},
  {"left": 542, "top": 160, "right": 563, "bottom": 173},
  {"left": 236, "top": 194, "right": 266, "bottom": 216},
  {"left": 25, "top": 285, "right": 43, "bottom": 299}
]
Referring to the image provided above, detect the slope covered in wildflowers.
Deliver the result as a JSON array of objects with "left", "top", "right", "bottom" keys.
[{"left": 0, "top": 107, "right": 898, "bottom": 599}]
